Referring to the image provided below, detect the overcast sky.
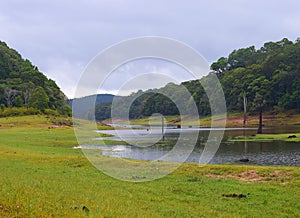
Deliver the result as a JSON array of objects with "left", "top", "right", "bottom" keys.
[{"left": 1, "top": 0, "right": 300, "bottom": 98}]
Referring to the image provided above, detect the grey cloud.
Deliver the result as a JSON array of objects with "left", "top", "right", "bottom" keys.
[{"left": 1, "top": 0, "right": 300, "bottom": 97}]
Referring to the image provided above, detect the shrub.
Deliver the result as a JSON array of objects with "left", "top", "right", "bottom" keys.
[
  {"left": 0, "top": 107, "right": 40, "bottom": 117},
  {"left": 44, "top": 109, "right": 60, "bottom": 116}
]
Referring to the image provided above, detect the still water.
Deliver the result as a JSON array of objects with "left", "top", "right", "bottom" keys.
[{"left": 77, "top": 125, "right": 300, "bottom": 166}]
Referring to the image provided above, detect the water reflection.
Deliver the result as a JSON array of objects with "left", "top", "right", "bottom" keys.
[{"left": 77, "top": 125, "right": 300, "bottom": 166}]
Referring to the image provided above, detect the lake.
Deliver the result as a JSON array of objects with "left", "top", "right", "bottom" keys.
[{"left": 76, "top": 125, "right": 300, "bottom": 166}]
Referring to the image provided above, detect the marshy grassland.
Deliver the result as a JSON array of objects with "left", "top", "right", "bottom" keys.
[
  {"left": 0, "top": 115, "right": 299, "bottom": 217},
  {"left": 124, "top": 112, "right": 300, "bottom": 128}
]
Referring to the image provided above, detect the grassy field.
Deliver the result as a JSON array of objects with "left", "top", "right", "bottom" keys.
[
  {"left": 119, "top": 112, "right": 300, "bottom": 128},
  {"left": 0, "top": 115, "right": 300, "bottom": 217}
]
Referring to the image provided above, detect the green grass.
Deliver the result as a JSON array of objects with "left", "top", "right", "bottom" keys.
[
  {"left": 117, "top": 112, "right": 300, "bottom": 128},
  {"left": 0, "top": 115, "right": 52, "bottom": 128},
  {"left": 128, "top": 115, "right": 181, "bottom": 125},
  {"left": 0, "top": 115, "right": 300, "bottom": 217},
  {"left": 231, "top": 133, "right": 300, "bottom": 142},
  {"left": 97, "top": 122, "right": 115, "bottom": 130}
]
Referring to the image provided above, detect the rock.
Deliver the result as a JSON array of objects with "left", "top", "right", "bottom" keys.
[
  {"left": 239, "top": 158, "right": 249, "bottom": 162},
  {"left": 82, "top": 206, "right": 89, "bottom": 213},
  {"left": 288, "top": 135, "right": 297, "bottom": 138}
]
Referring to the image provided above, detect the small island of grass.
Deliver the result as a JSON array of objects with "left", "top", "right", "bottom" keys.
[{"left": 230, "top": 133, "right": 300, "bottom": 142}]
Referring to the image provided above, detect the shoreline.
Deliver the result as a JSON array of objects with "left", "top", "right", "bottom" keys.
[{"left": 102, "top": 112, "right": 300, "bottom": 128}]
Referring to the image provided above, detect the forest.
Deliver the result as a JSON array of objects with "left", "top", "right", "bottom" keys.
[
  {"left": 1, "top": 38, "right": 299, "bottom": 120},
  {"left": 0, "top": 41, "right": 70, "bottom": 116},
  {"left": 94, "top": 38, "right": 300, "bottom": 120}
]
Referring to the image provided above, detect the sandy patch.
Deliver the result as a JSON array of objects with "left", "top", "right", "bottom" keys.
[{"left": 206, "top": 170, "right": 289, "bottom": 183}]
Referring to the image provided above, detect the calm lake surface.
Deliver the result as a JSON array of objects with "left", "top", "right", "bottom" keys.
[{"left": 78, "top": 125, "right": 300, "bottom": 166}]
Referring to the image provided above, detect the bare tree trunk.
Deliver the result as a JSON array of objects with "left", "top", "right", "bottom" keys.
[
  {"left": 24, "top": 89, "right": 31, "bottom": 108},
  {"left": 5, "top": 88, "right": 20, "bottom": 108},
  {"left": 243, "top": 93, "right": 247, "bottom": 127},
  {"left": 161, "top": 116, "right": 165, "bottom": 141},
  {"left": 257, "top": 108, "right": 263, "bottom": 134}
]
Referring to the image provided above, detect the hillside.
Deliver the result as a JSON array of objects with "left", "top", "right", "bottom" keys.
[
  {"left": 70, "top": 94, "right": 120, "bottom": 119},
  {"left": 94, "top": 38, "right": 300, "bottom": 120},
  {"left": 0, "top": 41, "right": 69, "bottom": 115}
]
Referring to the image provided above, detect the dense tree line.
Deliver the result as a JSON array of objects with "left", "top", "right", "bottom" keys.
[
  {"left": 0, "top": 41, "right": 71, "bottom": 116},
  {"left": 94, "top": 38, "right": 300, "bottom": 121},
  {"left": 211, "top": 37, "right": 300, "bottom": 113}
]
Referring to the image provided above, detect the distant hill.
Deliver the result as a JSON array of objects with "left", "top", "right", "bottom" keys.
[
  {"left": 0, "top": 40, "right": 69, "bottom": 115},
  {"left": 71, "top": 94, "right": 121, "bottom": 119},
  {"left": 69, "top": 94, "right": 118, "bottom": 106},
  {"left": 94, "top": 38, "right": 300, "bottom": 120}
]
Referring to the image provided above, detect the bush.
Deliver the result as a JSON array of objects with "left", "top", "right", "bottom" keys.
[
  {"left": 0, "top": 107, "right": 40, "bottom": 117},
  {"left": 0, "top": 104, "right": 5, "bottom": 111},
  {"left": 50, "top": 116, "right": 73, "bottom": 126},
  {"left": 25, "top": 107, "right": 40, "bottom": 115},
  {"left": 61, "top": 105, "right": 72, "bottom": 117},
  {"left": 44, "top": 109, "right": 60, "bottom": 116}
]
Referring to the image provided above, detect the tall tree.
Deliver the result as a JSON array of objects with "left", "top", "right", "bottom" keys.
[
  {"left": 0, "top": 40, "right": 68, "bottom": 113},
  {"left": 29, "top": 86, "right": 49, "bottom": 111}
]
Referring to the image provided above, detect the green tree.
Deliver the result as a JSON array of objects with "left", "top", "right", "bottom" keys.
[
  {"left": 228, "top": 46, "right": 256, "bottom": 69},
  {"left": 0, "top": 40, "right": 68, "bottom": 113},
  {"left": 211, "top": 57, "right": 228, "bottom": 74},
  {"left": 13, "top": 95, "right": 24, "bottom": 107},
  {"left": 250, "top": 79, "right": 271, "bottom": 134},
  {"left": 0, "top": 103, "right": 5, "bottom": 111},
  {"left": 29, "top": 86, "right": 49, "bottom": 111},
  {"left": 92, "top": 38, "right": 300, "bottom": 121}
]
